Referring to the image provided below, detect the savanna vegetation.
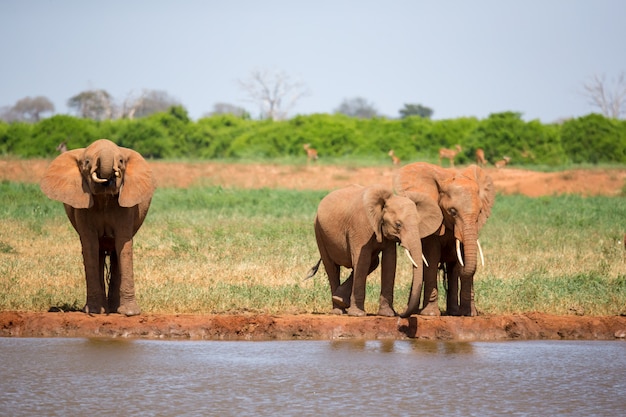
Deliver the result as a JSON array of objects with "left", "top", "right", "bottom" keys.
[
  {"left": 1, "top": 182, "right": 624, "bottom": 316},
  {"left": 1, "top": 108, "right": 626, "bottom": 166}
]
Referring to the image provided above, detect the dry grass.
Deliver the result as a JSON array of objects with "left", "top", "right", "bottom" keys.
[{"left": 1, "top": 183, "right": 625, "bottom": 316}]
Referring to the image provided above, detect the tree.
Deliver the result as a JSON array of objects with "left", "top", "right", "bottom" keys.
[
  {"left": 121, "top": 89, "right": 181, "bottom": 119},
  {"left": 238, "top": 69, "right": 309, "bottom": 120},
  {"left": 67, "top": 89, "right": 114, "bottom": 120},
  {"left": 399, "top": 103, "right": 433, "bottom": 119},
  {"left": 334, "top": 97, "right": 379, "bottom": 118},
  {"left": 205, "top": 102, "right": 250, "bottom": 119},
  {"left": 582, "top": 72, "right": 626, "bottom": 119},
  {"left": 0, "top": 96, "right": 55, "bottom": 122},
  {"left": 0, "top": 106, "right": 19, "bottom": 122}
]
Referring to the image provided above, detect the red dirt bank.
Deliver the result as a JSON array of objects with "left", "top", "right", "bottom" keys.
[
  {"left": 1, "top": 311, "right": 625, "bottom": 341},
  {"left": 1, "top": 159, "right": 626, "bottom": 341}
]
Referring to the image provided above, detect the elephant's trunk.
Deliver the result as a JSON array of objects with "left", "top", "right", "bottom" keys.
[
  {"left": 92, "top": 147, "right": 120, "bottom": 188},
  {"left": 458, "top": 227, "right": 479, "bottom": 315},
  {"left": 97, "top": 148, "right": 115, "bottom": 180},
  {"left": 459, "top": 228, "right": 478, "bottom": 279},
  {"left": 399, "top": 237, "right": 424, "bottom": 318}
]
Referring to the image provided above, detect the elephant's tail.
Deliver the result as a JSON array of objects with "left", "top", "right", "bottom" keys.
[{"left": 304, "top": 258, "right": 322, "bottom": 280}]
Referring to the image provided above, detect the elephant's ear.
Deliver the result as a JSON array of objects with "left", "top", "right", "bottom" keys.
[
  {"left": 363, "top": 185, "right": 393, "bottom": 243},
  {"left": 118, "top": 148, "right": 156, "bottom": 208},
  {"left": 40, "top": 149, "right": 92, "bottom": 209},
  {"left": 393, "top": 162, "right": 445, "bottom": 202},
  {"left": 405, "top": 191, "right": 444, "bottom": 238},
  {"left": 464, "top": 164, "right": 495, "bottom": 230}
]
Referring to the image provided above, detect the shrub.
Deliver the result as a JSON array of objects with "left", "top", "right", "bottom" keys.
[{"left": 561, "top": 114, "right": 626, "bottom": 164}]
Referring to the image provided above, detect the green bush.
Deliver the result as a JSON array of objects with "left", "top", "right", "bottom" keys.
[
  {"left": 2, "top": 110, "right": 626, "bottom": 166},
  {"left": 561, "top": 114, "right": 626, "bottom": 164}
]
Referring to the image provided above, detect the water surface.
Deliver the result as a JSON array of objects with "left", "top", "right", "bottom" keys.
[{"left": 1, "top": 338, "right": 624, "bottom": 416}]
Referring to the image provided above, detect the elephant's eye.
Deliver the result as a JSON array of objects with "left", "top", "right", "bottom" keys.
[
  {"left": 449, "top": 208, "right": 458, "bottom": 217},
  {"left": 395, "top": 221, "right": 402, "bottom": 230}
]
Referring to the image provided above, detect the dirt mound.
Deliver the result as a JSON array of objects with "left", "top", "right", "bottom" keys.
[{"left": 2, "top": 159, "right": 626, "bottom": 341}]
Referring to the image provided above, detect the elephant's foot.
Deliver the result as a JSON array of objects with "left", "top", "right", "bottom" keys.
[
  {"left": 420, "top": 303, "right": 441, "bottom": 316},
  {"left": 117, "top": 301, "right": 141, "bottom": 316},
  {"left": 332, "top": 295, "right": 349, "bottom": 309},
  {"left": 446, "top": 305, "right": 460, "bottom": 316},
  {"left": 347, "top": 306, "right": 367, "bottom": 317},
  {"left": 377, "top": 305, "right": 396, "bottom": 317},
  {"left": 83, "top": 296, "right": 107, "bottom": 315},
  {"left": 83, "top": 303, "right": 107, "bottom": 315},
  {"left": 331, "top": 307, "right": 345, "bottom": 315},
  {"left": 457, "top": 304, "right": 478, "bottom": 317}
]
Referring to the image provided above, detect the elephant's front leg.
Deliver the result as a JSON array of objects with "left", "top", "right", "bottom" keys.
[
  {"left": 377, "top": 244, "right": 397, "bottom": 317},
  {"left": 420, "top": 236, "right": 441, "bottom": 316},
  {"left": 346, "top": 252, "right": 372, "bottom": 317},
  {"left": 446, "top": 262, "right": 460, "bottom": 316},
  {"left": 115, "top": 238, "right": 141, "bottom": 316},
  {"left": 81, "top": 235, "right": 107, "bottom": 314},
  {"left": 420, "top": 262, "right": 441, "bottom": 316},
  {"left": 458, "top": 276, "right": 477, "bottom": 317}
]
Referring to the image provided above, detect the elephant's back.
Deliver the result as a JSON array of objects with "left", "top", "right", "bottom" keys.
[{"left": 393, "top": 162, "right": 440, "bottom": 201}]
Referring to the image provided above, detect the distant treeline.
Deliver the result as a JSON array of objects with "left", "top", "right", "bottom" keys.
[{"left": 1, "top": 106, "right": 625, "bottom": 166}]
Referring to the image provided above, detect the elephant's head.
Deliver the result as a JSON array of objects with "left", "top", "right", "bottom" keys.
[
  {"left": 394, "top": 162, "right": 495, "bottom": 279},
  {"left": 363, "top": 185, "right": 442, "bottom": 256},
  {"left": 40, "top": 139, "right": 156, "bottom": 209},
  {"left": 363, "top": 185, "right": 443, "bottom": 311}
]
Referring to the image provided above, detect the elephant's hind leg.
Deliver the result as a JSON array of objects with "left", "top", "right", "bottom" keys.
[
  {"left": 106, "top": 251, "right": 121, "bottom": 314},
  {"left": 332, "top": 272, "right": 353, "bottom": 310}
]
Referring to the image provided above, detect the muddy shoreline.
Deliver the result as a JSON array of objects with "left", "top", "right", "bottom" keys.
[{"left": 2, "top": 311, "right": 625, "bottom": 341}]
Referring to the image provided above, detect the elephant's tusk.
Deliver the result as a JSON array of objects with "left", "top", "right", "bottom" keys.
[
  {"left": 91, "top": 171, "right": 108, "bottom": 183},
  {"left": 422, "top": 254, "right": 429, "bottom": 268},
  {"left": 456, "top": 239, "right": 465, "bottom": 267},
  {"left": 404, "top": 248, "right": 420, "bottom": 269},
  {"left": 477, "top": 239, "right": 485, "bottom": 267},
  {"left": 114, "top": 170, "right": 120, "bottom": 177}
]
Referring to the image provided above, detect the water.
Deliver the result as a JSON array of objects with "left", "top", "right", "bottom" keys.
[{"left": 0, "top": 338, "right": 624, "bottom": 416}]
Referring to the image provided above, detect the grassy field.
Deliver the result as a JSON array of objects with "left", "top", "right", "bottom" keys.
[{"left": 1, "top": 180, "right": 625, "bottom": 316}]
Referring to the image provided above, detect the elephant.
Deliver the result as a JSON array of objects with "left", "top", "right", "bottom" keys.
[
  {"left": 393, "top": 162, "right": 495, "bottom": 317},
  {"left": 40, "top": 139, "right": 156, "bottom": 316},
  {"left": 307, "top": 184, "right": 442, "bottom": 317}
]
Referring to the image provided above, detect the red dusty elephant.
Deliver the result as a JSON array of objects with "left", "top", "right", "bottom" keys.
[
  {"left": 40, "top": 139, "right": 156, "bottom": 316},
  {"left": 394, "top": 162, "right": 495, "bottom": 317},
  {"left": 307, "top": 184, "right": 442, "bottom": 317}
]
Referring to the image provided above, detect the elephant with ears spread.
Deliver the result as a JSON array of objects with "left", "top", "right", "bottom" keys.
[
  {"left": 307, "top": 184, "right": 442, "bottom": 317},
  {"left": 40, "top": 139, "right": 156, "bottom": 316},
  {"left": 394, "top": 162, "right": 495, "bottom": 317}
]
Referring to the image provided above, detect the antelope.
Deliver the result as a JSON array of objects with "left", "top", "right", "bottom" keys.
[
  {"left": 439, "top": 145, "right": 462, "bottom": 167},
  {"left": 388, "top": 150, "right": 400, "bottom": 165},
  {"left": 475, "top": 148, "right": 486, "bottom": 167},
  {"left": 303, "top": 143, "right": 318, "bottom": 163},
  {"left": 494, "top": 156, "right": 511, "bottom": 169},
  {"left": 56, "top": 141, "right": 68, "bottom": 153}
]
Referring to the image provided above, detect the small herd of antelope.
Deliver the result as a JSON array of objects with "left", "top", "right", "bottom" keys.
[
  {"left": 438, "top": 145, "right": 511, "bottom": 169},
  {"left": 300, "top": 143, "right": 511, "bottom": 169},
  {"left": 60, "top": 140, "right": 511, "bottom": 170}
]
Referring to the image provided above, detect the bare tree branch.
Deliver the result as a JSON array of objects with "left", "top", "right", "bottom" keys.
[
  {"left": 583, "top": 72, "right": 626, "bottom": 118},
  {"left": 239, "top": 69, "right": 310, "bottom": 120}
]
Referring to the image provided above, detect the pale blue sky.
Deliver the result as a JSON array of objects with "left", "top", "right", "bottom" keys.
[{"left": 1, "top": 0, "right": 625, "bottom": 121}]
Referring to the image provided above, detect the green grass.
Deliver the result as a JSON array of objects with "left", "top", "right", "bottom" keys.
[{"left": 0, "top": 181, "right": 625, "bottom": 316}]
